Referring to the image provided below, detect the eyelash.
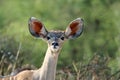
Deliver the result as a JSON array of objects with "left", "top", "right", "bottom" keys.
[
  {"left": 47, "top": 36, "right": 64, "bottom": 40},
  {"left": 61, "top": 37, "right": 64, "bottom": 40},
  {"left": 47, "top": 36, "right": 50, "bottom": 40}
]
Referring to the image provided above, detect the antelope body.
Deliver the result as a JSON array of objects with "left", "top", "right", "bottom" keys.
[{"left": 0, "top": 17, "right": 84, "bottom": 80}]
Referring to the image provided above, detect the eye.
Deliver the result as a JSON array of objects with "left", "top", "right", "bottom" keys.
[
  {"left": 47, "top": 36, "right": 50, "bottom": 40},
  {"left": 61, "top": 37, "right": 64, "bottom": 40}
]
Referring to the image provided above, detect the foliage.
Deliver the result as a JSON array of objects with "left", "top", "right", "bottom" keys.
[
  {"left": 0, "top": 0, "right": 120, "bottom": 77},
  {"left": 56, "top": 54, "right": 120, "bottom": 80}
]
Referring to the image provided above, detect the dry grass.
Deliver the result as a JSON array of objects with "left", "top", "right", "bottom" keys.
[
  {"left": 56, "top": 54, "right": 120, "bottom": 80},
  {"left": 0, "top": 49, "right": 120, "bottom": 80}
]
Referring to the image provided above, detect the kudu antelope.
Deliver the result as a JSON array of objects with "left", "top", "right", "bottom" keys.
[{"left": 0, "top": 17, "right": 84, "bottom": 80}]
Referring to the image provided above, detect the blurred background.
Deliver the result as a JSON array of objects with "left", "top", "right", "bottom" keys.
[{"left": 0, "top": 0, "right": 120, "bottom": 79}]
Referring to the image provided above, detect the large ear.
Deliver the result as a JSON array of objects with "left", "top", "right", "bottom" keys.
[
  {"left": 65, "top": 18, "right": 84, "bottom": 39},
  {"left": 28, "top": 17, "right": 48, "bottom": 38}
]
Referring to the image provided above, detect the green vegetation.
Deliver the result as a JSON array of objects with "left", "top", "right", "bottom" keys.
[{"left": 0, "top": 0, "right": 120, "bottom": 79}]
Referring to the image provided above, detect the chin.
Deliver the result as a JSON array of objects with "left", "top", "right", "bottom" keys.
[{"left": 50, "top": 46, "right": 60, "bottom": 53}]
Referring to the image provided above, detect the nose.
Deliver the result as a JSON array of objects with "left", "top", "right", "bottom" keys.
[{"left": 52, "top": 42, "right": 59, "bottom": 46}]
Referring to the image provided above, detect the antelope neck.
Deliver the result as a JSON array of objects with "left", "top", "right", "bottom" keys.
[{"left": 40, "top": 47, "right": 60, "bottom": 80}]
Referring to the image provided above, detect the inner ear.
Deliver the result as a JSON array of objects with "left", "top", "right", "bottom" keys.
[
  {"left": 69, "top": 21, "right": 79, "bottom": 35},
  {"left": 31, "top": 21, "right": 43, "bottom": 36},
  {"left": 29, "top": 17, "right": 48, "bottom": 38},
  {"left": 65, "top": 18, "right": 84, "bottom": 39}
]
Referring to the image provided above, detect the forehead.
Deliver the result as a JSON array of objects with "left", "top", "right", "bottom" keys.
[{"left": 48, "top": 31, "right": 64, "bottom": 37}]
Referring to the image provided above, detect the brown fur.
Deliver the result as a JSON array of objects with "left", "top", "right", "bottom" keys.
[
  {"left": 0, "top": 70, "right": 34, "bottom": 80},
  {"left": 0, "top": 17, "right": 83, "bottom": 80}
]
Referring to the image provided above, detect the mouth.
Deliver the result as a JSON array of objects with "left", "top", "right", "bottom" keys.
[
  {"left": 50, "top": 46, "right": 59, "bottom": 52},
  {"left": 53, "top": 46, "right": 57, "bottom": 49}
]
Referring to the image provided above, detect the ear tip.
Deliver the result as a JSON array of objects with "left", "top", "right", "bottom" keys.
[
  {"left": 76, "top": 18, "right": 84, "bottom": 22},
  {"left": 29, "top": 17, "right": 36, "bottom": 20}
]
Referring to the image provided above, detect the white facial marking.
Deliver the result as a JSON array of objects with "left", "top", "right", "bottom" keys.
[
  {"left": 50, "top": 46, "right": 59, "bottom": 52},
  {"left": 65, "top": 27, "right": 71, "bottom": 36}
]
